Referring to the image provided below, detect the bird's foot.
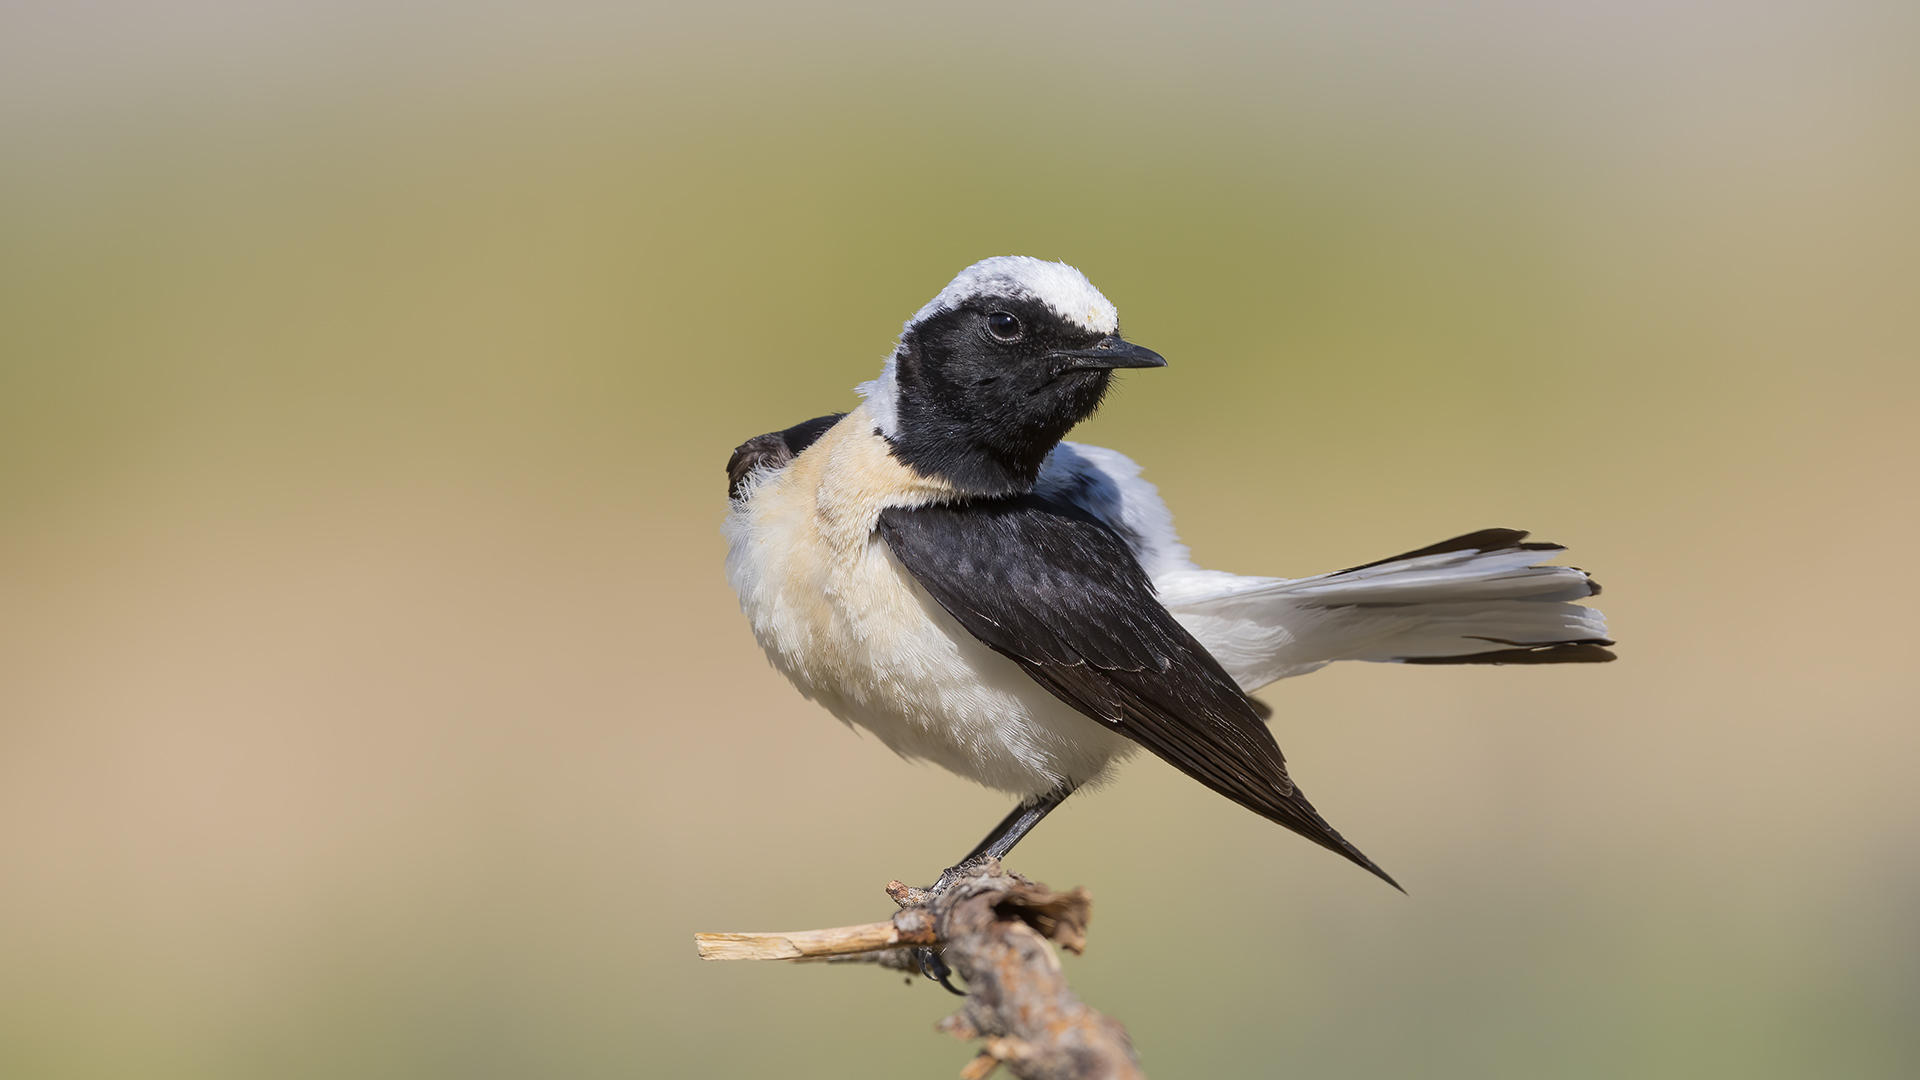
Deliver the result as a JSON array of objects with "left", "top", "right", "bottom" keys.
[
  {"left": 898, "top": 856, "right": 997, "bottom": 997},
  {"left": 915, "top": 945, "right": 965, "bottom": 995}
]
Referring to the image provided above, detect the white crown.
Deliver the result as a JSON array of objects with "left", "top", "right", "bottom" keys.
[{"left": 907, "top": 256, "right": 1118, "bottom": 335}]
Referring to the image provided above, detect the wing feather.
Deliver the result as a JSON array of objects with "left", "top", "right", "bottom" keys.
[{"left": 878, "top": 494, "right": 1398, "bottom": 888}]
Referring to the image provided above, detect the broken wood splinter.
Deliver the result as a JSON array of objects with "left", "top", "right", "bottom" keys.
[{"left": 694, "top": 914, "right": 936, "bottom": 961}]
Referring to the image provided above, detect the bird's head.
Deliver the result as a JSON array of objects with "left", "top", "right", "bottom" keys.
[{"left": 859, "top": 256, "right": 1165, "bottom": 497}]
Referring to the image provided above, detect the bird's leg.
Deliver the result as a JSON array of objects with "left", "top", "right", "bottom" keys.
[
  {"left": 915, "top": 785, "right": 1075, "bottom": 994},
  {"left": 933, "top": 786, "right": 1074, "bottom": 891}
]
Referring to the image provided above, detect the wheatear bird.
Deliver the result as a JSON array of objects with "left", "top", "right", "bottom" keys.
[{"left": 725, "top": 256, "right": 1612, "bottom": 902}]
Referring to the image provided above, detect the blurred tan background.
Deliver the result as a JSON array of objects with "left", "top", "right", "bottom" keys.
[{"left": 3, "top": 2, "right": 1916, "bottom": 1077}]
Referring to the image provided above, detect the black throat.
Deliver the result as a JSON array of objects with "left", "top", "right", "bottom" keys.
[{"left": 877, "top": 304, "right": 1116, "bottom": 497}]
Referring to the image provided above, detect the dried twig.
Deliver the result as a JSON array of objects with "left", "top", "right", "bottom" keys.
[
  {"left": 695, "top": 859, "right": 1142, "bottom": 1079},
  {"left": 693, "top": 915, "right": 936, "bottom": 961}
]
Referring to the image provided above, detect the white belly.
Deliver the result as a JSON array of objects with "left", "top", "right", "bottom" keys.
[{"left": 724, "top": 408, "right": 1136, "bottom": 799}]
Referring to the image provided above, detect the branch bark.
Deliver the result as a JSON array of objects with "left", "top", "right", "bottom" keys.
[{"left": 695, "top": 859, "right": 1142, "bottom": 1080}]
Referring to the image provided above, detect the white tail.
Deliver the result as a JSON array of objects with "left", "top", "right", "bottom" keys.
[{"left": 1159, "top": 529, "right": 1614, "bottom": 693}]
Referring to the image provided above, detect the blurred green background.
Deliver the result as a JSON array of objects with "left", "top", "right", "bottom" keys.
[{"left": 3, "top": 2, "right": 1916, "bottom": 1077}]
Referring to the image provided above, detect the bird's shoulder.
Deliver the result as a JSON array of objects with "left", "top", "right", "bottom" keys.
[
  {"left": 725, "top": 413, "right": 845, "bottom": 500},
  {"left": 875, "top": 492, "right": 1202, "bottom": 682},
  {"left": 1033, "top": 442, "right": 1198, "bottom": 579}
]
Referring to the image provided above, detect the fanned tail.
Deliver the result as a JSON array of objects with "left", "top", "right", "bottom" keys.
[{"left": 1161, "top": 529, "right": 1615, "bottom": 692}]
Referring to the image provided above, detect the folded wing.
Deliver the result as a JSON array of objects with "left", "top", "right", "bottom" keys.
[{"left": 878, "top": 494, "right": 1398, "bottom": 888}]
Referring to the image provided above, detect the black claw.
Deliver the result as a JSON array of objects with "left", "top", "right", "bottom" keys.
[{"left": 916, "top": 947, "right": 966, "bottom": 996}]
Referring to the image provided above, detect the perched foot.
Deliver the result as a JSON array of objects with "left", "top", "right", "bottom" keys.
[
  {"left": 905, "top": 856, "right": 997, "bottom": 996},
  {"left": 916, "top": 945, "right": 966, "bottom": 995}
]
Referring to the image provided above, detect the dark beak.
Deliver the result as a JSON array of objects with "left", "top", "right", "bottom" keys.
[{"left": 1049, "top": 336, "right": 1167, "bottom": 371}]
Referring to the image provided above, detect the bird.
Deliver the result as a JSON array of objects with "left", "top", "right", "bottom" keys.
[{"left": 723, "top": 255, "right": 1612, "bottom": 941}]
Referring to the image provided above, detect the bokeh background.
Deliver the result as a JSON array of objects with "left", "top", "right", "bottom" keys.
[{"left": 4, "top": 2, "right": 1917, "bottom": 1077}]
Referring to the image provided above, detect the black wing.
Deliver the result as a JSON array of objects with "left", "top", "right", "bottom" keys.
[
  {"left": 726, "top": 414, "right": 845, "bottom": 500},
  {"left": 879, "top": 494, "right": 1399, "bottom": 889}
]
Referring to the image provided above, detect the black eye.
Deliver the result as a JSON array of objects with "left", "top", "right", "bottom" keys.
[{"left": 986, "top": 311, "right": 1022, "bottom": 341}]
